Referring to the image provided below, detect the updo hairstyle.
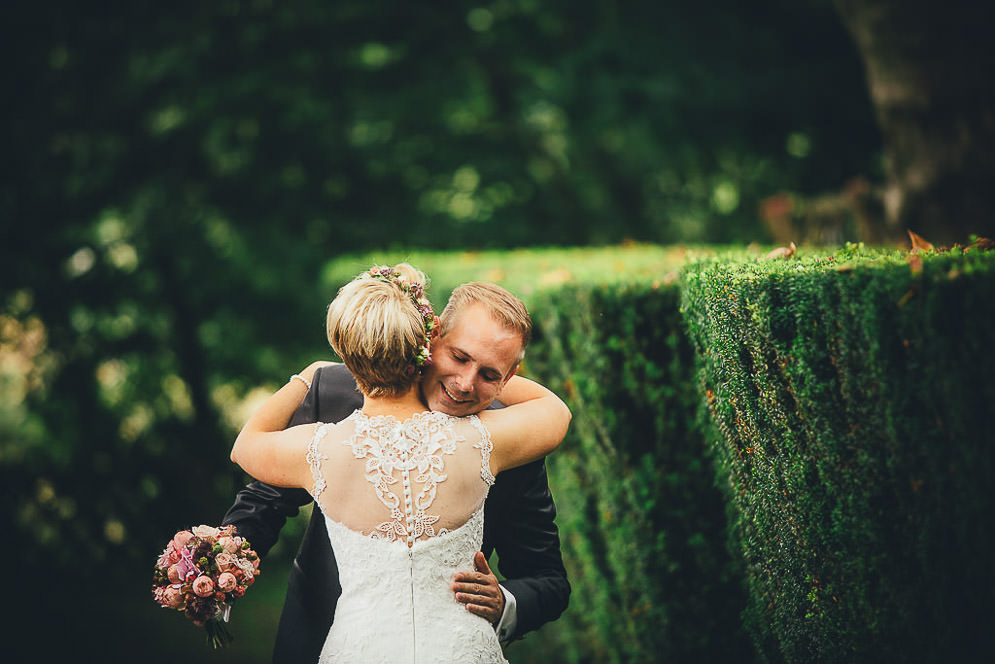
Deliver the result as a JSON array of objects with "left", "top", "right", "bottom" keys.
[{"left": 325, "top": 263, "right": 431, "bottom": 397}]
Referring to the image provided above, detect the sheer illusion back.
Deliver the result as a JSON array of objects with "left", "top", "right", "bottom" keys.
[
  {"left": 308, "top": 410, "right": 494, "bottom": 544},
  {"left": 305, "top": 410, "right": 508, "bottom": 664}
]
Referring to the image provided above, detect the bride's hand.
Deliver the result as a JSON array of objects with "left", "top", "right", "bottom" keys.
[{"left": 298, "top": 360, "right": 340, "bottom": 384}]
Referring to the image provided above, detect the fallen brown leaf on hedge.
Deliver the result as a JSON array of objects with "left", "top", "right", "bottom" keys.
[
  {"left": 966, "top": 236, "right": 994, "bottom": 252},
  {"left": 907, "top": 229, "right": 934, "bottom": 252},
  {"left": 765, "top": 241, "right": 796, "bottom": 260}
]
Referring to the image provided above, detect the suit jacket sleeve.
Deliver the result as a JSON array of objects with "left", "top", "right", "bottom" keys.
[
  {"left": 221, "top": 372, "right": 324, "bottom": 557},
  {"left": 484, "top": 440, "right": 571, "bottom": 640}
]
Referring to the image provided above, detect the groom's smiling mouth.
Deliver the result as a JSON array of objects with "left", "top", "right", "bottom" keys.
[{"left": 441, "top": 384, "right": 472, "bottom": 404}]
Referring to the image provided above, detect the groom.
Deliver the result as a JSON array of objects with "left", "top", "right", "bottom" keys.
[{"left": 223, "top": 281, "right": 570, "bottom": 663}]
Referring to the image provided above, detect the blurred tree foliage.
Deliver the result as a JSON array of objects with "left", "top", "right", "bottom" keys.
[
  {"left": 833, "top": 0, "right": 995, "bottom": 244},
  {"left": 1, "top": 1, "right": 885, "bottom": 660},
  {"left": 1, "top": 0, "right": 880, "bottom": 552}
]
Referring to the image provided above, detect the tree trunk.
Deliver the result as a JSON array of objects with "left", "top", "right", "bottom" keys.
[{"left": 833, "top": 0, "right": 995, "bottom": 245}]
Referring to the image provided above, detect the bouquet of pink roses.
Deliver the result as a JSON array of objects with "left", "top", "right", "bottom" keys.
[{"left": 152, "top": 524, "right": 260, "bottom": 648}]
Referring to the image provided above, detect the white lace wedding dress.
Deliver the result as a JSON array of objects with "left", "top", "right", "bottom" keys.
[{"left": 306, "top": 409, "right": 509, "bottom": 664}]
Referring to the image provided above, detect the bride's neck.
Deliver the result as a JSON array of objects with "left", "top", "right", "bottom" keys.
[{"left": 361, "top": 384, "right": 428, "bottom": 418}]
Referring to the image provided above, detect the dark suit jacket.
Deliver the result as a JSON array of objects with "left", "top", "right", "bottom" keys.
[{"left": 223, "top": 364, "right": 570, "bottom": 664}]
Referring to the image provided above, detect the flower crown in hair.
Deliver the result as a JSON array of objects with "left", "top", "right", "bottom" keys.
[{"left": 367, "top": 265, "right": 436, "bottom": 373}]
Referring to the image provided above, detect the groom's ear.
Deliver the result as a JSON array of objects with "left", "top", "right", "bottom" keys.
[{"left": 430, "top": 317, "right": 441, "bottom": 340}]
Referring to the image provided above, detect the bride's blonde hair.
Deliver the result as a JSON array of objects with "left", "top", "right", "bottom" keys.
[{"left": 326, "top": 263, "right": 431, "bottom": 397}]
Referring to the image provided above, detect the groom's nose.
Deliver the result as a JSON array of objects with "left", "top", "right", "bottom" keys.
[{"left": 452, "top": 369, "right": 473, "bottom": 395}]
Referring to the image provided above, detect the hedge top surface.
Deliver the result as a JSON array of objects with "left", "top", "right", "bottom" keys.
[
  {"left": 682, "top": 242, "right": 995, "bottom": 282},
  {"left": 320, "top": 244, "right": 715, "bottom": 307}
]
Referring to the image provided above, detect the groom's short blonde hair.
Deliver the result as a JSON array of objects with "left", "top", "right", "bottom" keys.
[
  {"left": 326, "top": 263, "right": 429, "bottom": 397},
  {"left": 439, "top": 282, "right": 531, "bottom": 367}
]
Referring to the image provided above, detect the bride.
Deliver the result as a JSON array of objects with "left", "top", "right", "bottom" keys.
[{"left": 230, "top": 264, "right": 571, "bottom": 663}]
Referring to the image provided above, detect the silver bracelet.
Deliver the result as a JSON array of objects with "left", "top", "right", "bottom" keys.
[{"left": 290, "top": 373, "right": 312, "bottom": 390}]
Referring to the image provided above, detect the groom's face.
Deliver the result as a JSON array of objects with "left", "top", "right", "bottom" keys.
[{"left": 420, "top": 303, "right": 521, "bottom": 417}]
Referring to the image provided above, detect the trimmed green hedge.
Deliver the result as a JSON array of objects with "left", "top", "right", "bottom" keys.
[
  {"left": 681, "top": 246, "right": 995, "bottom": 662},
  {"left": 525, "top": 282, "right": 754, "bottom": 663},
  {"left": 319, "top": 244, "right": 995, "bottom": 663}
]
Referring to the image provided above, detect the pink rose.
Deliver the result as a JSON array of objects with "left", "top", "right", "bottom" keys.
[
  {"left": 167, "top": 548, "right": 181, "bottom": 565},
  {"left": 217, "top": 572, "right": 237, "bottom": 592},
  {"left": 192, "top": 525, "right": 220, "bottom": 540},
  {"left": 215, "top": 552, "right": 236, "bottom": 572},
  {"left": 174, "top": 555, "right": 197, "bottom": 581},
  {"left": 217, "top": 537, "right": 238, "bottom": 554},
  {"left": 167, "top": 565, "right": 182, "bottom": 584},
  {"left": 171, "top": 530, "right": 194, "bottom": 551},
  {"left": 192, "top": 575, "right": 215, "bottom": 598},
  {"left": 163, "top": 586, "right": 185, "bottom": 608}
]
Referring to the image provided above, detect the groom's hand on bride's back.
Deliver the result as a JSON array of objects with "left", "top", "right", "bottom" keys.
[{"left": 452, "top": 551, "right": 505, "bottom": 625}]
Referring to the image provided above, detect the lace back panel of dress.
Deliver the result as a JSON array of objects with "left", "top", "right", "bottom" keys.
[{"left": 307, "top": 410, "right": 494, "bottom": 547}]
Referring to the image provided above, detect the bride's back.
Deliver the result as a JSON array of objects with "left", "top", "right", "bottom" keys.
[
  {"left": 306, "top": 409, "right": 508, "bottom": 664},
  {"left": 307, "top": 409, "right": 494, "bottom": 544}
]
